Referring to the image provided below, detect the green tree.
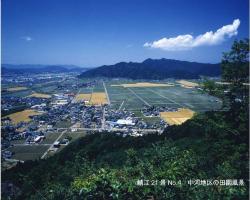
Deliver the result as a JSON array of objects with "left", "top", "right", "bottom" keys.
[
  {"left": 219, "top": 39, "right": 249, "bottom": 143},
  {"left": 202, "top": 79, "right": 217, "bottom": 94},
  {"left": 221, "top": 39, "right": 249, "bottom": 118}
]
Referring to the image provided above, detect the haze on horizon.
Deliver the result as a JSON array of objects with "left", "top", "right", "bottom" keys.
[{"left": 2, "top": 0, "right": 249, "bottom": 67}]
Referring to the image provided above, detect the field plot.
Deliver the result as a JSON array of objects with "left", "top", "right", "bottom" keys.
[
  {"left": 160, "top": 108, "right": 195, "bottom": 125},
  {"left": 106, "top": 81, "right": 222, "bottom": 112},
  {"left": 107, "top": 85, "right": 144, "bottom": 109},
  {"left": 111, "top": 82, "right": 174, "bottom": 88},
  {"left": 7, "top": 86, "right": 28, "bottom": 92},
  {"left": 90, "top": 92, "right": 108, "bottom": 105},
  {"left": 2, "top": 90, "right": 32, "bottom": 98},
  {"left": 27, "top": 92, "right": 51, "bottom": 98},
  {"left": 8, "top": 145, "right": 49, "bottom": 161},
  {"left": 74, "top": 93, "right": 92, "bottom": 102},
  {"left": 177, "top": 80, "right": 199, "bottom": 88},
  {"left": 4, "top": 109, "right": 43, "bottom": 125},
  {"left": 79, "top": 88, "right": 93, "bottom": 93},
  {"left": 40, "top": 132, "right": 64, "bottom": 144},
  {"left": 35, "top": 85, "right": 58, "bottom": 94}
]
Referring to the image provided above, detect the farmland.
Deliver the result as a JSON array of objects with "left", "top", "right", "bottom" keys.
[
  {"left": 4, "top": 109, "right": 43, "bottom": 125},
  {"left": 2, "top": 76, "right": 223, "bottom": 162},
  {"left": 74, "top": 93, "right": 92, "bottom": 102},
  {"left": 8, "top": 145, "right": 49, "bottom": 161},
  {"left": 76, "top": 78, "right": 221, "bottom": 113},
  {"left": 6, "top": 86, "right": 28, "bottom": 92},
  {"left": 177, "top": 80, "right": 199, "bottom": 88},
  {"left": 105, "top": 80, "right": 222, "bottom": 112},
  {"left": 160, "top": 108, "right": 195, "bottom": 125},
  {"left": 111, "top": 82, "right": 174, "bottom": 88},
  {"left": 27, "top": 93, "right": 52, "bottom": 98},
  {"left": 90, "top": 92, "right": 108, "bottom": 105}
]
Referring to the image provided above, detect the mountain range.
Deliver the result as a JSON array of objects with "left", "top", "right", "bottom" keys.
[
  {"left": 79, "top": 58, "right": 221, "bottom": 79},
  {"left": 2, "top": 64, "right": 89, "bottom": 74}
]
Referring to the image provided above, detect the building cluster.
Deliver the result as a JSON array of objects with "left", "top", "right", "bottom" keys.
[{"left": 141, "top": 105, "right": 177, "bottom": 117}]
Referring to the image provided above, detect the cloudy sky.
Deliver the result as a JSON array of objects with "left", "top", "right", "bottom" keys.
[{"left": 2, "top": 0, "right": 249, "bottom": 67}]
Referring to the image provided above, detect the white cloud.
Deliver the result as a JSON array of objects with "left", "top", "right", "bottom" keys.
[
  {"left": 21, "top": 36, "right": 33, "bottom": 41},
  {"left": 144, "top": 19, "right": 240, "bottom": 51}
]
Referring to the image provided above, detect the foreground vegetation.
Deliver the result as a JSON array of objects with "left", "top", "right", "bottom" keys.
[
  {"left": 2, "top": 110, "right": 248, "bottom": 199},
  {"left": 2, "top": 39, "right": 249, "bottom": 199}
]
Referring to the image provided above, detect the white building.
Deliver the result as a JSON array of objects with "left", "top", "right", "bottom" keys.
[{"left": 116, "top": 119, "right": 135, "bottom": 126}]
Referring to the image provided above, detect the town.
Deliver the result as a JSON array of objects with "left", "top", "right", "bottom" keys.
[{"left": 1, "top": 71, "right": 224, "bottom": 167}]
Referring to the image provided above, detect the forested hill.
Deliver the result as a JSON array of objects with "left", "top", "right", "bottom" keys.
[
  {"left": 79, "top": 58, "right": 221, "bottom": 79},
  {"left": 2, "top": 111, "right": 249, "bottom": 199}
]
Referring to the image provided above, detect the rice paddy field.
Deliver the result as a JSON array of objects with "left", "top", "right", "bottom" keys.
[
  {"left": 8, "top": 145, "right": 50, "bottom": 161},
  {"left": 74, "top": 93, "right": 92, "bottom": 102},
  {"left": 27, "top": 93, "right": 52, "bottom": 98},
  {"left": 90, "top": 92, "right": 108, "bottom": 105},
  {"left": 176, "top": 80, "right": 199, "bottom": 88},
  {"left": 77, "top": 81, "right": 108, "bottom": 105},
  {"left": 4, "top": 109, "right": 43, "bottom": 125},
  {"left": 7, "top": 86, "right": 28, "bottom": 92},
  {"left": 104, "top": 80, "right": 222, "bottom": 112},
  {"left": 160, "top": 108, "right": 195, "bottom": 125}
]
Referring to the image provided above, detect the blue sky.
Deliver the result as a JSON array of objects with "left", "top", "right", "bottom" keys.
[{"left": 2, "top": 0, "right": 249, "bottom": 67}]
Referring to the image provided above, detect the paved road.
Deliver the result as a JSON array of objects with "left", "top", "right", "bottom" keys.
[
  {"left": 41, "top": 130, "right": 67, "bottom": 159},
  {"left": 103, "top": 81, "right": 110, "bottom": 105},
  {"left": 14, "top": 144, "right": 52, "bottom": 146},
  {"left": 58, "top": 127, "right": 161, "bottom": 133}
]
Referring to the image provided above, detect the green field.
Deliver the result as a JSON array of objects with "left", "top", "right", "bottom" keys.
[
  {"left": 8, "top": 145, "right": 49, "bottom": 161},
  {"left": 7, "top": 131, "right": 87, "bottom": 161},
  {"left": 105, "top": 80, "right": 222, "bottom": 112}
]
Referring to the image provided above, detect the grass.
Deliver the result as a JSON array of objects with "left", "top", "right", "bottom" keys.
[
  {"left": 64, "top": 131, "right": 87, "bottom": 141},
  {"left": 55, "top": 119, "right": 72, "bottom": 128},
  {"left": 8, "top": 145, "right": 49, "bottom": 161},
  {"left": 4, "top": 109, "right": 43, "bottom": 125},
  {"left": 7, "top": 87, "right": 28, "bottom": 92},
  {"left": 160, "top": 108, "right": 195, "bottom": 125},
  {"left": 46, "top": 131, "right": 87, "bottom": 156},
  {"left": 177, "top": 80, "right": 199, "bottom": 88},
  {"left": 27, "top": 93, "right": 52, "bottom": 98},
  {"left": 41, "top": 132, "right": 64, "bottom": 144}
]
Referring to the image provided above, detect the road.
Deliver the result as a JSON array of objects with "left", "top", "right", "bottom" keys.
[
  {"left": 101, "top": 107, "right": 106, "bottom": 130},
  {"left": 103, "top": 81, "right": 110, "bottom": 105},
  {"left": 127, "top": 87, "right": 151, "bottom": 106},
  {"left": 147, "top": 88, "right": 183, "bottom": 107},
  {"left": 40, "top": 129, "right": 67, "bottom": 159},
  {"left": 57, "top": 127, "right": 162, "bottom": 133},
  {"left": 118, "top": 100, "right": 125, "bottom": 110}
]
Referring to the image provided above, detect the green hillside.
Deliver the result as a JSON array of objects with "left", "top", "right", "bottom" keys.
[{"left": 2, "top": 110, "right": 249, "bottom": 199}]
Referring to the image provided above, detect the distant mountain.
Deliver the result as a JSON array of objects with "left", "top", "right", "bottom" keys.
[
  {"left": 79, "top": 58, "right": 221, "bottom": 79},
  {"left": 1, "top": 64, "right": 90, "bottom": 74}
]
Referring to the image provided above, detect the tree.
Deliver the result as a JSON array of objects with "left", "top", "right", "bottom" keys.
[
  {"left": 220, "top": 39, "right": 249, "bottom": 140},
  {"left": 202, "top": 79, "right": 217, "bottom": 94},
  {"left": 221, "top": 39, "right": 249, "bottom": 110},
  {"left": 222, "top": 39, "right": 249, "bottom": 84}
]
